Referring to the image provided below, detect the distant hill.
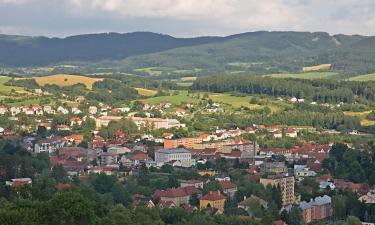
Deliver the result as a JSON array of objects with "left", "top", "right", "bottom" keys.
[
  {"left": 0, "top": 31, "right": 374, "bottom": 77},
  {"left": 0, "top": 32, "right": 225, "bottom": 66}
]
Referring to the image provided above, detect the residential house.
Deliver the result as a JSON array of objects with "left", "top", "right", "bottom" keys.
[
  {"left": 180, "top": 180, "right": 204, "bottom": 189},
  {"left": 238, "top": 195, "right": 268, "bottom": 212},
  {"left": 359, "top": 192, "right": 375, "bottom": 204},
  {"left": 64, "top": 134, "right": 84, "bottom": 145},
  {"left": 285, "top": 128, "right": 297, "bottom": 138},
  {"left": 34, "top": 136, "right": 65, "bottom": 153},
  {"left": 154, "top": 186, "right": 201, "bottom": 206},
  {"left": 57, "top": 106, "right": 69, "bottom": 114},
  {"left": 70, "top": 117, "right": 83, "bottom": 127},
  {"left": 200, "top": 191, "right": 226, "bottom": 213},
  {"left": 5, "top": 178, "right": 32, "bottom": 188},
  {"left": 219, "top": 181, "right": 237, "bottom": 199},
  {"left": 88, "top": 106, "right": 98, "bottom": 115}
]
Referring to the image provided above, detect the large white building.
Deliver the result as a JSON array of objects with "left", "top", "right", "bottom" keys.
[{"left": 155, "top": 148, "right": 192, "bottom": 167}]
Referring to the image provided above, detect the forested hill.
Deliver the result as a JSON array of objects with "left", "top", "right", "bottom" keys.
[
  {"left": 0, "top": 32, "right": 226, "bottom": 66},
  {"left": 118, "top": 31, "right": 375, "bottom": 76},
  {"left": 1, "top": 31, "right": 375, "bottom": 76}
]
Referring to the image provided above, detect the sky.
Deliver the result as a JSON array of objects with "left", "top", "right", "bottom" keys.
[{"left": 0, "top": 0, "right": 374, "bottom": 37}]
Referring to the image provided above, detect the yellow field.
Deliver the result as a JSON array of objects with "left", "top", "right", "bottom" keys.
[
  {"left": 302, "top": 64, "right": 331, "bottom": 72},
  {"left": 361, "top": 119, "right": 375, "bottom": 126},
  {"left": 33, "top": 74, "right": 102, "bottom": 90},
  {"left": 343, "top": 111, "right": 372, "bottom": 117},
  {"left": 135, "top": 88, "right": 157, "bottom": 97}
]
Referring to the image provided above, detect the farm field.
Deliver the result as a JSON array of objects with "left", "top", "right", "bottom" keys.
[
  {"left": 343, "top": 111, "right": 372, "bottom": 117},
  {"left": 348, "top": 73, "right": 375, "bottom": 81},
  {"left": 0, "top": 76, "right": 24, "bottom": 94},
  {"left": 302, "top": 64, "right": 331, "bottom": 72},
  {"left": 135, "top": 88, "right": 157, "bottom": 97},
  {"left": 143, "top": 90, "right": 197, "bottom": 105},
  {"left": 361, "top": 119, "right": 375, "bottom": 126},
  {"left": 33, "top": 74, "right": 102, "bottom": 89},
  {"left": 267, "top": 72, "right": 338, "bottom": 79}
]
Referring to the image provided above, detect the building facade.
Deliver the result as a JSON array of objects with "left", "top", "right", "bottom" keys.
[
  {"left": 260, "top": 175, "right": 295, "bottom": 206},
  {"left": 155, "top": 148, "right": 192, "bottom": 167}
]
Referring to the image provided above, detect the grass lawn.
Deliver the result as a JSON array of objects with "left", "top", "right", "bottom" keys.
[
  {"left": 0, "top": 76, "right": 24, "bottom": 94},
  {"left": 144, "top": 90, "right": 197, "bottom": 105},
  {"left": 32, "top": 74, "right": 102, "bottom": 90},
  {"left": 266, "top": 72, "right": 338, "bottom": 79},
  {"left": 135, "top": 88, "right": 157, "bottom": 97},
  {"left": 348, "top": 74, "right": 375, "bottom": 81}
]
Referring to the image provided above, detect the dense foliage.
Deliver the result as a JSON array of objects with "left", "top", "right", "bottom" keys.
[
  {"left": 323, "top": 143, "right": 375, "bottom": 184},
  {"left": 193, "top": 75, "right": 375, "bottom": 103}
]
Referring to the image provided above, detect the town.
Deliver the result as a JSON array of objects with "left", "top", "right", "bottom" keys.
[{"left": 1, "top": 83, "right": 374, "bottom": 225}]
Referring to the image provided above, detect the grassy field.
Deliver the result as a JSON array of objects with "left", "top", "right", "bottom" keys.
[
  {"left": 0, "top": 76, "right": 23, "bottom": 94},
  {"left": 176, "top": 82, "right": 194, "bottom": 87},
  {"left": 207, "top": 93, "right": 285, "bottom": 112},
  {"left": 144, "top": 91, "right": 197, "bottom": 105},
  {"left": 267, "top": 72, "right": 338, "bottom": 80},
  {"left": 302, "top": 64, "right": 331, "bottom": 72},
  {"left": 33, "top": 74, "right": 102, "bottom": 89},
  {"left": 135, "top": 88, "right": 157, "bottom": 97},
  {"left": 348, "top": 74, "right": 375, "bottom": 81},
  {"left": 180, "top": 76, "right": 197, "bottom": 81},
  {"left": 208, "top": 93, "right": 259, "bottom": 109}
]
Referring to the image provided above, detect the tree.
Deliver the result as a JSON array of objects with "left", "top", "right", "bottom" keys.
[
  {"left": 287, "top": 206, "right": 306, "bottom": 225},
  {"left": 215, "top": 157, "right": 228, "bottom": 172},
  {"left": 46, "top": 192, "right": 97, "bottom": 225},
  {"left": 51, "top": 164, "right": 67, "bottom": 183},
  {"left": 343, "top": 216, "right": 362, "bottom": 225}
]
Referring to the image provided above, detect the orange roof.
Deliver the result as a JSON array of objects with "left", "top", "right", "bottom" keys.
[
  {"left": 201, "top": 191, "right": 226, "bottom": 201},
  {"left": 199, "top": 133, "right": 209, "bottom": 139},
  {"left": 219, "top": 181, "right": 237, "bottom": 190}
]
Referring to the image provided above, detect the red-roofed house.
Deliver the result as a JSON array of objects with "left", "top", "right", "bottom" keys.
[
  {"left": 200, "top": 191, "right": 226, "bottom": 213},
  {"left": 219, "top": 181, "right": 238, "bottom": 199},
  {"left": 154, "top": 186, "right": 201, "bottom": 206}
]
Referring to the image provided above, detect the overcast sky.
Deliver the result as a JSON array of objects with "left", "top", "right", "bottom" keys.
[{"left": 0, "top": 0, "right": 374, "bottom": 37}]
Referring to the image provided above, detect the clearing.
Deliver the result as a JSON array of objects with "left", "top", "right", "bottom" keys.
[
  {"left": 135, "top": 88, "right": 157, "bottom": 97},
  {"left": 33, "top": 74, "right": 102, "bottom": 90},
  {"left": 302, "top": 64, "right": 332, "bottom": 72}
]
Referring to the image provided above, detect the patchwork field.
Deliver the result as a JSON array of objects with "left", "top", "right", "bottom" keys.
[
  {"left": 348, "top": 74, "right": 375, "bottom": 81},
  {"left": 0, "top": 76, "right": 23, "bottom": 94},
  {"left": 135, "top": 88, "right": 157, "bottom": 97},
  {"left": 267, "top": 72, "right": 338, "bottom": 80},
  {"left": 302, "top": 64, "right": 331, "bottom": 72},
  {"left": 33, "top": 74, "right": 102, "bottom": 89}
]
